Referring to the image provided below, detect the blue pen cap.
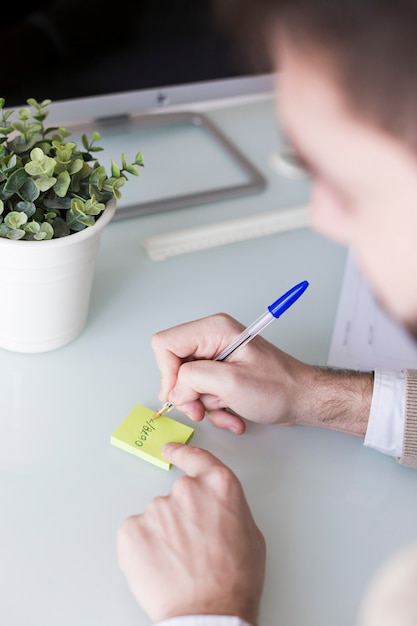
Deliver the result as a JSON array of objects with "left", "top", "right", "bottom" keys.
[{"left": 268, "top": 280, "right": 309, "bottom": 318}]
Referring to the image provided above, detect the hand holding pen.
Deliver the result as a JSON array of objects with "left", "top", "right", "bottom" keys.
[{"left": 151, "top": 281, "right": 309, "bottom": 431}]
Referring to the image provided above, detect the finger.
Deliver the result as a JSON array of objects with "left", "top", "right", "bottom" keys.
[
  {"left": 152, "top": 315, "right": 243, "bottom": 399},
  {"left": 174, "top": 400, "right": 206, "bottom": 422},
  {"left": 152, "top": 347, "right": 183, "bottom": 401},
  {"left": 153, "top": 315, "right": 243, "bottom": 361},
  {"left": 173, "top": 392, "right": 228, "bottom": 421},
  {"left": 205, "top": 409, "right": 246, "bottom": 435},
  {"left": 169, "top": 359, "right": 234, "bottom": 406},
  {"left": 161, "top": 442, "right": 226, "bottom": 476},
  {"left": 199, "top": 395, "right": 246, "bottom": 433}
]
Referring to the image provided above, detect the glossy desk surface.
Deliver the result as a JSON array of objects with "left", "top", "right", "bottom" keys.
[{"left": 1, "top": 97, "right": 417, "bottom": 626}]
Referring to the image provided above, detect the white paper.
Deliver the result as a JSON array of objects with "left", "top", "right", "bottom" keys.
[{"left": 327, "top": 252, "right": 417, "bottom": 371}]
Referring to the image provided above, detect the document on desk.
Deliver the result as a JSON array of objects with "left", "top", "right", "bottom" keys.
[{"left": 327, "top": 251, "right": 417, "bottom": 370}]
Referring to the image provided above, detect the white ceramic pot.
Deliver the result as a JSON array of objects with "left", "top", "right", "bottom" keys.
[{"left": 0, "top": 198, "right": 116, "bottom": 353}]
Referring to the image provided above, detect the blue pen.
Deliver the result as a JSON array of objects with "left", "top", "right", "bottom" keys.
[{"left": 153, "top": 280, "right": 309, "bottom": 418}]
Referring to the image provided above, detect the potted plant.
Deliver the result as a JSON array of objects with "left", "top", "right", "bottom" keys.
[{"left": 0, "top": 97, "right": 144, "bottom": 353}]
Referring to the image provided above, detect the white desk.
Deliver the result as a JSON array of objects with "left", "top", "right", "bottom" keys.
[{"left": 1, "top": 97, "right": 417, "bottom": 626}]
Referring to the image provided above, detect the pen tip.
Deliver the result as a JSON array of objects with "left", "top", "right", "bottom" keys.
[{"left": 152, "top": 402, "right": 173, "bottom": 420}]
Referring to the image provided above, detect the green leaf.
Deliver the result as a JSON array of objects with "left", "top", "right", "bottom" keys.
[
  {"left": 67, "top": 198, "right": 94, "bottom": 230},
  {"left": 82, "top": 134, "right": 89, "bottom": 150},
  {"left": 43, "top": 196, "right": 70, "bottom": 210},
  {"left": 0, "top": 153, "right": 17, "bottom": 174},
  {"left": 0, "top": 223, "right": 10, "bottom": 237},
  {"left": 89, "top": 165, "right": 107, "bottom": 190},
  {"left": 103, "top": 176, "right": 125, "bottom": 199},
  {"left": 53, "top": 170, "right": 71, "bottom": 197},
  {"left": 15, "top": 200, "right": 36, "bottom": 217},
  {"left": 3, "top": 168, "right": 28, "bottom": 193},
  {"left": 125, "top": 164, "right": 139, "bottom": 176},
  {"left": 135, "top": 151, "right": 144, "bottom": 166},
  {"left": 34, "top": 176, "right": 57, "bottom": 192},
  {"left": 83, "top": 196, "right": 105, "bottom": 216},
  {"left": 0, "top": 199, "right": 3, "bottom": 215},
  {"left": 69, "top": 158, "right": 83, "bottom": 175},
  {"left": 18, "top": 108, "right": 30, "bottom": 121},
  {"left": 51, "top": 216, "right": 70, "bottom": 238},
  {"left": 19, "top": 178, "right": 40, "bottom": 202},
  {"left": 23, "top": 221, "right": 53, "bottom": 240},
  {"left": 43, "top": 126, "right": 59, "bottom": 135},
  {"left": 11, "top": 121, "right": 26, "bottom": 133},
  {"left": 53, "top": 127, "right": 71, "bottom": 140},
  {"left": 5, "top": 211, "right": 28, "bottom": 229},
  {"left": 24, "top": 148, "right": 56, "bottom": 177},
  {"left": 35, "top": 222, "right": 53, "bottom": 240},
  {"left": 7, "top": 228, "right": 25, "bottom": 240},
  {"left": 45, "top": 210, "right": 59, "bottom": 222},
  {"left": 111, "top": 160, "right": 120, "bottom": 177},
  {"left": 8, "top": 131, "right": 40, "bottom": 154},
  {"left": 73, "top": 215, "right": 94, "bottom": 230},
  {"left": 23, "top": 221, "right": 41, "bottom": 235}
]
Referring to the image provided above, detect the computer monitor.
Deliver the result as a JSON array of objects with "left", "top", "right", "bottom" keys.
[{"left": 2, "top": 0, "right": 274, "bottom": 218}]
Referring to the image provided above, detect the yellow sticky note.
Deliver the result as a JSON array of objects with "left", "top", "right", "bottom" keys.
[{"left": 110, "top": 404, "right": 194, "bottom": 470}]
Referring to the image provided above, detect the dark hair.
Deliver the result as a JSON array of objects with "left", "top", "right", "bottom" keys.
[{"left": 223, "top": 0, "right": 417, "bottom": 147}]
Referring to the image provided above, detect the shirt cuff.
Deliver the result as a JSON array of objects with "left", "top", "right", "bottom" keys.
[
  {"left": 156, "top": 616, "right": 253, "bottom": 626},
  {"left": 364, "top": 370, "right": 405, "bottom": 458}
]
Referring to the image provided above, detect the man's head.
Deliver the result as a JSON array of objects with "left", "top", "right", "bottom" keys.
[{"left": 230, "top": 0, "right": 417, "bottom": 336}]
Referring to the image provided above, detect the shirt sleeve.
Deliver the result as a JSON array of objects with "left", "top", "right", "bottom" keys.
[
  {"left": 363, "top": 370, "right": 405, "bottom": 457},
  {"left": 399, "top": 369, "right": 417, "bottom": 467},
  {"left": 156, "top": 617, "right": 253, "bottom": 626}
]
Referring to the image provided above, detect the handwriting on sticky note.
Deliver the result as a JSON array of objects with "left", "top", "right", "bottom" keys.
[{"left": 110, "top": 404, "right": 194, "bottom": 470}]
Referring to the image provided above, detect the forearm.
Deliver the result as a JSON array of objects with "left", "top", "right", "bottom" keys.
[{"left": 294, "top": 366, "right": 374, "bottom": 437}]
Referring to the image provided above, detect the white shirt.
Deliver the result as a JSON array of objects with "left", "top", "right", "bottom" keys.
[
  {"left": 156, "top": 617, "right": 251, "bottom": 626},
  {"left": 156, "top": 371, "right": 406, "bottom": 626},
  {"left": 364, "top": 370, "right": 405, "bottom": 458}
]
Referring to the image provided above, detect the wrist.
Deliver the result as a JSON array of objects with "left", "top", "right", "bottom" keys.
[
  {"left": 156, "top": 598, "right": 259, "bottom": 626},
  {"left": 296, "top": 366, "right": 373, "bottom": 436}
]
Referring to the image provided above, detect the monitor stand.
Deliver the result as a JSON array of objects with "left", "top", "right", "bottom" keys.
[{"left": 67, "top": 110, "right": 267, "bottom": 220}]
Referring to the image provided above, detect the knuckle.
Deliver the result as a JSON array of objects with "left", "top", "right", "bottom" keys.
[
  {"left": 117, "top": 514, "right": 140, "bottom": 547},
  {"left": 150, "top": 330, "right": 164, "bottom": 351},
  {"left": 212, "top": 312, "right": 243, "bottom": 332},
  {"left": 208, "top": 464, "right": 238, "bottom": 493},
  {"left": 178, "top": 359, "right": 198, "bottom": 381},
  {"left": 171, "top": 474, "right": 194, "bottom": 499},
  {"left": 146, "top": 494, "right": 166, "bottom": 516}
]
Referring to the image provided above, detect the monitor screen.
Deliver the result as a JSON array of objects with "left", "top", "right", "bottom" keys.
[
  {"left": 3, "top": 0, "right": 273, "bottom": 118},
  {"left": 2, "top": 1, "right": 274, "bottom": 219}
]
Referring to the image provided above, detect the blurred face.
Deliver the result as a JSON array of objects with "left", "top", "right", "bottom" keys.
[{"left": 276, "top": 38, "right": 417, "bottom": 336}]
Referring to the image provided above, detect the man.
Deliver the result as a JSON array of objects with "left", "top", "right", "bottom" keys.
[{"left": 117, "top": 1, "right": 417, "bottom": 624}]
